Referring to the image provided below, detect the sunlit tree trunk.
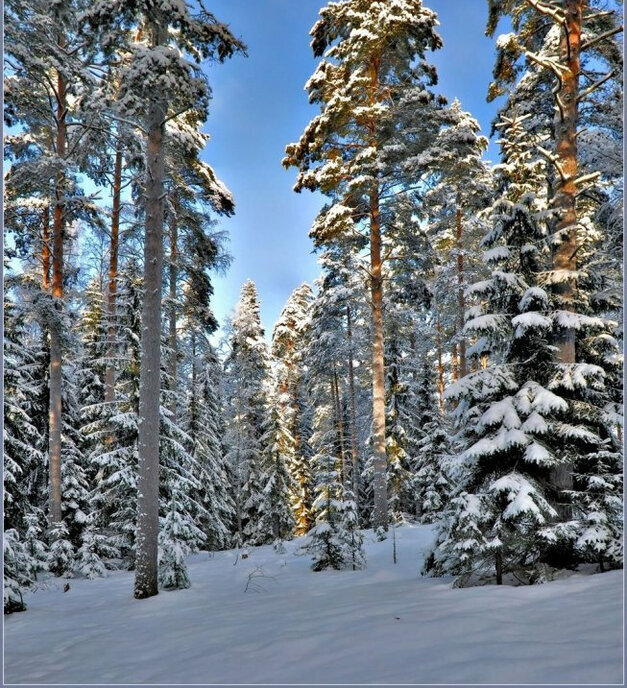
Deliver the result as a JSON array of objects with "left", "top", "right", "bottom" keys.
[
  {"left": 550, "top": 0, "right": 583, "bottom": 505},
  {"left": 48, "top": 40, "right": 67, "bottom": 526},
  {"left": 370, "top": 184, "right": 388, "bottom": 529},
  {"left": 134, "top": 14, "right": 168, "bottom": 601}
]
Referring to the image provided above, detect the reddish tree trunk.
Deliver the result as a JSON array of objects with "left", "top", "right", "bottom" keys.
[
  {"left": 48, "top": 47, "right": 67, "bottom": 526},
  {"left": 550, "top": 0, "right": 583, "bottom": 504}
]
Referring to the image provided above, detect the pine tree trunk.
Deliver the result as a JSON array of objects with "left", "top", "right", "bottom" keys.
[
  {"left": 42, "top": 204, "right": 50, "bottom": 291},
  {"left": 346, "top": 306, "right": 360, "bottom": 505},
  {"left": 332, "top": 369, "right": 346, "bottom": 486},
  {"left": 550, "top": 0, "right": 583, "bottom": 507},
  {"left": 436, "top": 316, "right": 444, "bottom": 415},
  {"left": 452, "top": 337, "right": 458, "bottom": 383},
  {"left": 105, "top": 140, "right": 123, "bottom": 410},
  {"left": 370, "top": 186, "right": 388, "bottom": 530},
  {"left": 48, "top": 47, "right": 67, "bottom": 526},
  {"left": 168, "top": 202, "right": 178, "bottom": 419},
  {"left": 134, "top": 15, "right": 168, "bottom": 600},
  {"left": 495, "top": 551, "right": 503, "bottom": 585},
  {"left": 456, "top": 205, "right": 467, "bottom": 378}
]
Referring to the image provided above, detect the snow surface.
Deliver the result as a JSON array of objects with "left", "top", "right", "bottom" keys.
[{"left": 4, "top": 525, "right": 623, "bottom": 684}]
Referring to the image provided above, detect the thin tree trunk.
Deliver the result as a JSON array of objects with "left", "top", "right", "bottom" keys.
[
  {"left": 105, "top": 140, "right": 123, "bottom": 411},
  {"left": 452, "top": 337, "right": 459, "bottom": 383},
  {"left": 332, "top": 369, "right": 346, "bottom": 486},
  {"left": 168, "top": 198, "right": 178, "bottom": 418},
  {"left": 456, "top": 205, "right": 467, "bottom": 378},
  {"left": 134, "top": 15, "right": 168, "bottom": 600},
  {"left": 550, "top": 0, "right": 583, "bottom": 506},
  {"left": 346, "top": 306, "right": 360, "bottom": 503},
  {"left": 436, "top": 316, "right": 444, "bottom": 415},
  {"left": 48, "top": 45, "right": 67, "bottom": 526},
  {"left": 42, "top": 205, "right": 50, "bottom": 291},
  {"left": 495, "top": 551, "right": 503, "bottom": 585}
]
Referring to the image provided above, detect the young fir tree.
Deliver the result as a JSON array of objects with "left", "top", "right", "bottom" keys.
[
  {"left": 86, "top": 261, "right": 142, "bottom": 569},
  {"left": 307, "top": 403, "right": 348, "bottom": 571},
  {"left": 223, "top": 280, "right": 271, "bottom": 546},
  {"left": 284, "top": 0, "right": 447, "bottom": 530},
  {"left": 272, "top": 283, "right": 314, "bottom": 535},
  {"left": 256, "top": 405, "right": 296, "bottom": 545},
  {"left": 413, "top": 352, "right": 453, "bottom": 523},
  {"left": 185, "top": 342, "right": 234, "bottom": 552}
]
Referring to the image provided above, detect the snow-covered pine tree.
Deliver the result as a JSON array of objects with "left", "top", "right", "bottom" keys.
[
  {"left": 86, "top": 0, "right": 245, "bottom": 599},
  {"left": 285, "top": 0, "right": 448, "bottom": 530},
  {"left": 223, "top": 280, "right": 271, "bottom": 546}
]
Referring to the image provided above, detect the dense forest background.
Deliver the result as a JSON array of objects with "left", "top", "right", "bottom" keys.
[{"left": 4, "top": 0, "right": 623, "bottom": 612}]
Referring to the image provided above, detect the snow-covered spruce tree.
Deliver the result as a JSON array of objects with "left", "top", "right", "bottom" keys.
[
  {"left": 272, "top": 283, "right": 314, "bottom": 535},
  {"left": 184, "top": 340, "right": 234, "bottom": 551},
  {"left": 86, "top": 0, "right": 245, "bottom": 599},
  {"left": 86, "top": 262, "right": 142, "bottom": 569},
  {"left": 4, "top": 530, "right": 33, "bottom": 614},
  {"left": 424, "top": 115, "right": 556, "bottom": 585},
  {"left": 413, "top": 352, "right": 453, "bottom": 523},
  {"left": 284, "top": 0, "right": 447, "bottom": 530},
  {"left": 157, "top": 486, "right": 206, "bottom": 591},
  {"left": 307, "top": 403, "right": 348, "bottom": 571},
  {"left": 256, "top": 405, "right": 296, "bottom": 545},
  {"left": 340, "top": 488, "right": 366, "bottom": 570},
  {"left": 486, "top": 0, "right": 623, "bottom": 517},
  {"left": 3, "top": 297, "right": 46, "bottom": 536},
  {"left": 223, "top": 280, "right": 271, "bottom": 546}
]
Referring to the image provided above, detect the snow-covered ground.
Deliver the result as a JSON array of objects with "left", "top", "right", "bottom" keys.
[{"left": 4, "top": 525, "right": 623, "bottom": 684}]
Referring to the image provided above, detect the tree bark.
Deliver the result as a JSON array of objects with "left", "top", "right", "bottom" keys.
[
  {"left": 104, "top": 140, "right": 123, "bottom": 411},
  {"left": 346, "top": 306, "right": 360, "bottom": 503},
  {"left": 452, "top": 337, "right": 459, "bottom": 383},
  {"left": 550, "top": 0, "right": 583, "bottom": 504},
  {"left": 168, "top": 197, "right": 178, "bottom": 419},
  {"left": 48, "top": 44, "right": 67, "bottom": 526},
  {"left": 456, "top": 205, "right": 467, "bottom": 378},
  {"left": 370, "top": 186, "right": 388, "bottom": 530},
  {"left": 332, "top": 369, "right": 346, "bottom": 486},
  {"left": 134, "top": 15, "right": 168, "bottom": 600},
  {"left": 42, "top": 204, "right": 50, "bottom": 291}
]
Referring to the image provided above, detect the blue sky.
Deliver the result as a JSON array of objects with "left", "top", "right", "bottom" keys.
[{"left": 202, "top": 0, "right": 506, "bottom": 339}]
